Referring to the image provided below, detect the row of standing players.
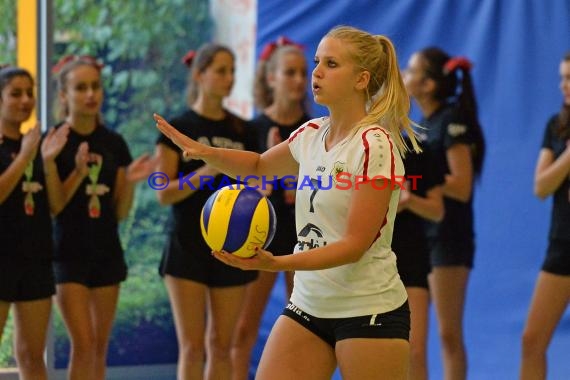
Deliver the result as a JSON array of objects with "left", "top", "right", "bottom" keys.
[{"left": 0, "top": 27, "right": 569, "bottom": 380}]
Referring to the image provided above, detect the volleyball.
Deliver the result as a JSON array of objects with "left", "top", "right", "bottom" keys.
[{"left": 200, "top": 185, "right": 277, "bottom": 258}]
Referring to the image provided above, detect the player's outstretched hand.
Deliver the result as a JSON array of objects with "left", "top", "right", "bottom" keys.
[{"left": 154, "top": 113, "right": 208, "bottom": 161}]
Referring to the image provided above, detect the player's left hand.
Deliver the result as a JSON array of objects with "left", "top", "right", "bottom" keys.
[{"left": 212, "top": 247, "right": 278, "bottom": 272}]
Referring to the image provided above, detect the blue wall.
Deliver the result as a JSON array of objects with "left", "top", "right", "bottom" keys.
[{"left": 255, "top": 1, "right": 570, "bottom": 378}]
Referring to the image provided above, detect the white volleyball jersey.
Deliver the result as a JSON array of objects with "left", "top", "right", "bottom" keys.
[{"left": 288, "top": 117, "right": 407, "bottom": 318}]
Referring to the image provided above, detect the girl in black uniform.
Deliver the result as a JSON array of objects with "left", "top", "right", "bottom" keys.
[
  {"left": 50, "top": 56, "right": 153, "bottom": 379},
  {"left": 393, "top": 135, "right": 444, "bottom": 380},
  {"left": 231, "top": 37, "right": 311, "bottom": 380},
  {"left": 404, "top": 47, "right": 485, "bottom": 380},
  {"left": 0, "top": 66, "right": 69, "bottom": 380},
  {"left": 154, "top": 44, "right": 257, "bottom": 380},
  {"left": 520, "top": 52, "right": 570, "bottom": 380}
]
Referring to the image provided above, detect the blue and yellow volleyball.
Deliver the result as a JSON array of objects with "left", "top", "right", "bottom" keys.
[{"left": 200, "top": 185, "right": 277, "bottom": 258}]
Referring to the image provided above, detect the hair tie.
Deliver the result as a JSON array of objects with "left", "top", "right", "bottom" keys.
[
  {"left": 182, "top": 50, "right": 196, "bottom": 67},
  {"left": 444, "top": 56, "right": 473, "bottom": 75},
  {"left": 52, "top": 55, "right": 104, "bottom": 75},
  {"left": 259, "top": 36, "right": 303, "bottom": 61},
  {"left": 52, "top": 55, "right": 75, "bottom": 74},
  {"left": 79, "top": 55, "right": 104, "bottom": 71}
]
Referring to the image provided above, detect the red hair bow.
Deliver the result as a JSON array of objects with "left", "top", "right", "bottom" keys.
[
  {"left": 259, "top": 36, "right": 303, "bottom": 61},
  {"left": 181, "top": 50, "right": 196, "bottom": 67},
  {"left": 52, "top": 55, "right": 104, "bottom": 74},
  {"left": 444, "top": 56, "right": 473, "bottom": 74}
]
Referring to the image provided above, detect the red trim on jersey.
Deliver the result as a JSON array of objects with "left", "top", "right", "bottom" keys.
[
  {"left": 361, "top": 127, "right": 395, "bottom": 179},
  {"left": 361, "top": 127, "right": 394, "bottom": 244},
  {"left": 288, "top": 122, "right": 319, "bottom": 143},
  {"left": 361, "top": 130, "right": 372, "bottom": 178}
]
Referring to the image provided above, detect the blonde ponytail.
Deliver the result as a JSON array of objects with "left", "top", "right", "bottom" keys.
[
  {"left": 327, "top": 26, "right": 421, "bottom": 155},
  {"left": 356, "top": 36, "right": 421, "bottom": 155}
]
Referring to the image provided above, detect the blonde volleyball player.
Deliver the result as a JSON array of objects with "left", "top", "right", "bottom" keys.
[{"left": 155, "top": 26, "right": 421, "bottom": 380}]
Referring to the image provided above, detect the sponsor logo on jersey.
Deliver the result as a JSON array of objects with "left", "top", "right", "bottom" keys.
[
  {"left": 331, "top": 161, "right": 346, "bottom": 184},
  {"left": 297, "top": 223, "right": 327, "bottom": 250}
]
